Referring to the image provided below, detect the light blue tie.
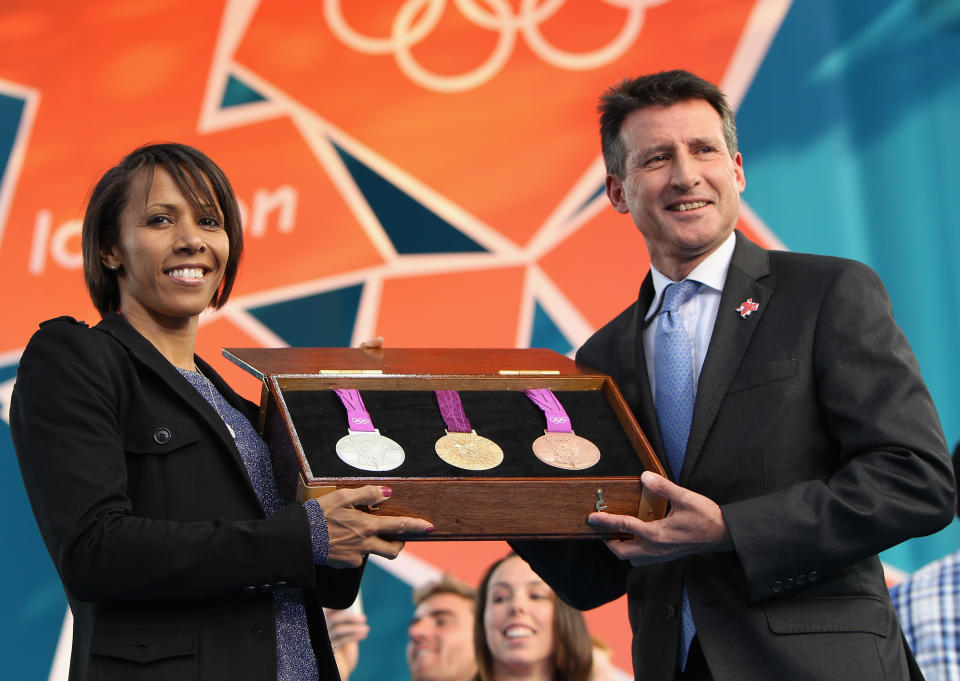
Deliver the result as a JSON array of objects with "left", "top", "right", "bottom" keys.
[
  {"left": 655, "top": 280, "right": 699, "bottom": 480},
  {"left": 654, "top": 279, "right": 700, "bottom": 669}
]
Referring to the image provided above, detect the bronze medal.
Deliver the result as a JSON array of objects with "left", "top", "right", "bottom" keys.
[{"left": 531, "top": 430, "right": 600, "bottom": 470}]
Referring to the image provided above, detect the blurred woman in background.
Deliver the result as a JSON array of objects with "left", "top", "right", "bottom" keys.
[{"left": 474, "top": 553, "right": 593, "bottom": 681}]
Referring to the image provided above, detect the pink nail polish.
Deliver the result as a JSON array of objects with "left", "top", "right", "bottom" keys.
[
  {"left": 424, "top": 525, "right": 435, "bottom": 533},
  {"left": 381, "top": 486, "right": 392, "bottom": 497}
]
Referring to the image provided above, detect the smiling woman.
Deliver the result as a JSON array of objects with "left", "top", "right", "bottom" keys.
[
  {"left": 88, "top": 151, "right": 240, "bottom": 365},
  {"left": 82, "top": 144, "right": 243, "bottom": 323},
  {"left": 10, "top": 143, "right": 433, "bottom": 681},
  {"left": 475, "top": 553, "right": 593, "bottom": 681}
]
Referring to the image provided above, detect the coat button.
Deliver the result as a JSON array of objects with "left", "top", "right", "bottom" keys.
[
  {"left": 785, "top": 578, "right": 796, "bottom": 589},
  {"left": 771, "top": 580, "right": 783, "bottom": 593},
  {"left": 153, "top": 427, "right": 171, "bottom": 445},
  {"left": 275, "top": 581, "right": 288, "bottom": 590},
  {"left": 797, "top": 573, "right": 808, "bottom": 586},
  {"left": 808, "top": 571, "right": 819, "bottom": 582},
  {"left": 259, "top": 584, "right": 274, "bottom": 593},
  {"left": 242, "top": 586, "right": 256, "bottom": 595},
  {"left": 666, "top": 605, "right": 676, "bottom": 621}
]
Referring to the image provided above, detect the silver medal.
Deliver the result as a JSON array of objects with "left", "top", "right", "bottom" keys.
[{"left": 336, "top": 428, "right": 405, "bottom": 471}]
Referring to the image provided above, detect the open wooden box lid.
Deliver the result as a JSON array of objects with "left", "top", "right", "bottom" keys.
[{"left": 225, "top": 347, "right": 667, "bottom": 540}]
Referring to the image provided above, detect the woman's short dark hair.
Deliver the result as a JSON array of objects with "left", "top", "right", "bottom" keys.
[
  {"left": 474, "top": 553, "right": 593, "bottom": 681},
  {"left": 82, "top": 142, "right": 243, "bottom": 316},
  {"left": 599, "top": 69, "right": 739, "bottom": 179}
]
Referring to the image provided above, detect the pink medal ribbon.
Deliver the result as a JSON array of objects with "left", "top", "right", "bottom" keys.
[
  {"left": 524, "top": 389, "right": 600, "bottom": 470},
  {"left": 333, "top": 389, "right": 404, "bottom": 471},
  {"left": 434, "top": 390, "right": 472, "bottom": 433},
  {"left": 523, "top": 389, "right": 573, "bottom": 433},
  {"left": 334, "top": 389, "right": 376, "bottom": 432}
]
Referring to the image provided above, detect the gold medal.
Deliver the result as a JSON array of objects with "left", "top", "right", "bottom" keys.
[
  {"left": 531, "top": 431, "right": 600, "bottom": 470},
  {"left": 435, "top": 430, "right": 504, "bottom": 471}
]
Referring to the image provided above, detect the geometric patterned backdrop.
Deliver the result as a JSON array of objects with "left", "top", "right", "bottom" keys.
[{"left": 2, "top": 1, "right": 959, "bottom": 678}]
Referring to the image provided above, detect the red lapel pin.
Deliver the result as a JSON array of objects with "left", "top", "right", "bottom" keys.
[{"left": 736, "top": 298, "right": 759, "bottom": 318}]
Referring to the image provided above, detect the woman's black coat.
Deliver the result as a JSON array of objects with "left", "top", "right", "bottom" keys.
[{"left": 12, "top": 314, "right": 362, "bottom": 681}]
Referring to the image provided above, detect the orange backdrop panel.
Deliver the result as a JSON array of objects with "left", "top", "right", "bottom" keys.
[{"left": 376, "top": 266, "right": 525, "bottom": 347}]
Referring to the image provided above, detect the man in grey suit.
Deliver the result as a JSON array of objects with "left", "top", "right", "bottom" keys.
[{"left": 513, "top": 70, "right": 955, "bottom": 681}]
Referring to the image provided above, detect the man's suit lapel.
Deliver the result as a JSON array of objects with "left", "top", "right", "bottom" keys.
[
  {"left": 619, "top": 275, "right": 668, "bottom": 466},
  {"left": 95, "top": 314, "right": 261, "bottom": 505},
  {"left": 681, "top": 232, "right": 773, "bottom": 484}
]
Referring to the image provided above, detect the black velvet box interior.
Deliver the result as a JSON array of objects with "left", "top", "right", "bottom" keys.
[
  {"left": 282, "top": 389, "right": 646, "bottom": 479},
  {"left": 225, "top": 347, "right": 667, "bottom": 537}
]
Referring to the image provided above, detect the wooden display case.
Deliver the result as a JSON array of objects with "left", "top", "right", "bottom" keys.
[{"left": 225, "top": 347, "right": 667, "bottom": 540}]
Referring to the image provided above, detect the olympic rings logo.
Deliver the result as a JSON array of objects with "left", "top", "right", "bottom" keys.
[
  {"left": 352, "top": 416, "right": 371, "bottom": 425},
  {"left": 324, "top": 0, "right": 671, "bottom": 93},
  {"left": 549, "top": 415, "right": 569, "bottom": 424}
]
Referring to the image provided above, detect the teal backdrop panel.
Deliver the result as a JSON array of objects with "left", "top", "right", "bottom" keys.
[
  {"left": 1, "top": 360, "right": 63, "bottom": 681},
  {"left": 737, "top": 0, "right": 960, "bottom": 570}
]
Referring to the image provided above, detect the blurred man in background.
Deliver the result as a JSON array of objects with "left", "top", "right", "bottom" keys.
[
  {"left": 407, "top": 575, "right": 478, "bottom": 681},
  {"left": 890, "top": 443, "right": 960, "bottom": 681}
]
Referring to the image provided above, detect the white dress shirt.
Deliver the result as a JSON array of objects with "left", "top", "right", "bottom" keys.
[{"left": 643, "top": 231, "right": 737, "bottom": 396}]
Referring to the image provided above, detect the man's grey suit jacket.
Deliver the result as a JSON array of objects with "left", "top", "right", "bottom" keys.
[{"left": 514, "top": 231, "right": 955, "bottom": 681}]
